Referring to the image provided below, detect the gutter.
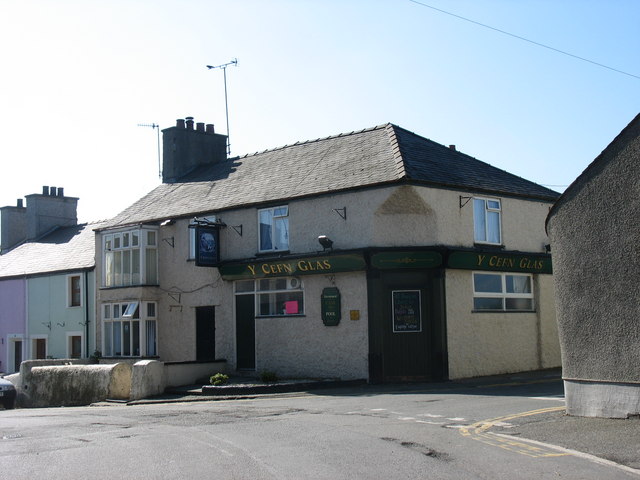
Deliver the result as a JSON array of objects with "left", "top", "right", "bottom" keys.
[{"left": 84, "top": 270, "right": 90, "bottom": 358}]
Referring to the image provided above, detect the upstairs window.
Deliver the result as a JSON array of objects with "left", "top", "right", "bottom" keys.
[
  {"left": 258, "top": 206, "right": 289, "bottom": 252},
  {"left": 103, "top": 228, "right": 158, "bottom": 287},
  {"left": 68, "top": 275, "right": 82, "bottom": 307},
  {"left": 474, "top": 197, "right": 502, "bottom": 245},
  {"left": 473, "top": 272, "right": 534, "bottom": 311}
]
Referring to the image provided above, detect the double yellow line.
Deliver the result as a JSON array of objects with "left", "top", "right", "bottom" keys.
[{"left": 460, "top": 406, "right": 567, "bottom": 458}]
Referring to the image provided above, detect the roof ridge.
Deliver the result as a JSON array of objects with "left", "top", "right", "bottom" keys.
[
  {"left": 236, "top": 123, "right": 391, "bottom": 160},
  {"left": 384, "top": 123, "right": 407, "bottom": 179}
]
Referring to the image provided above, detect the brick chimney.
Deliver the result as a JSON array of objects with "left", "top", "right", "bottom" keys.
[
  {"left": 0, "top": 187, "right": 79, "bottom": 253},
  {"left": 162, "top": 117, "right": 228, "bottom": 183},
  {"left": 0, "top": 199, "right": 26, "bottom": 254}
]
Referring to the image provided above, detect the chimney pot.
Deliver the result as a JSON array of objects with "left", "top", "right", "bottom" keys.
[
  {"left": 205, "top": 124, "right": 215, "bottom": 134},
  {"left": 57, "top": 187, "right": 64, "bottom": 197},
  {"left": 42, "top": 186, "right": 49, "bottom": 195},
  {"left": 176, "top": 118, "right": 185, "bottom": 129},
  {"left": 185, "top": 117, "right": 194, "bottom": 130},
  {"left": 17, "top": 199, "right": 23, "bottom": 208},
  {"left": 196, "top": 122, "right": 205, "bottom": 132},
  {"left": 50, "top": 187, "right": 57, "bottom": 196},
  {"left": 449, "top": 145, "right": 456, "bottom": 151}
]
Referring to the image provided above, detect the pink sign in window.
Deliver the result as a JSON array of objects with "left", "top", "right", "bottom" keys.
[{"left": 284, "top": 301, "right": 299, "bottom": 314}]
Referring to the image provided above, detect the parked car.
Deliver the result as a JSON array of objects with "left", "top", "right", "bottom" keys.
[{"left": 0, "top": 377, "right": 16, "bottom": 409}]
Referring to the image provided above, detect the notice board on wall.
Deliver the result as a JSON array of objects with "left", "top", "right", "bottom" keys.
[{"left": 392, "top": 290, "right": 422, "bottom": 333}]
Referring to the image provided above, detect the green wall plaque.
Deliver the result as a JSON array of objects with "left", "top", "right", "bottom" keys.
[{"left": 321, "top": 287, "right": 341, "bottom": 326}]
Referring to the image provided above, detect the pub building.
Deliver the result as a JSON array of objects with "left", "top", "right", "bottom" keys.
[{"left": 94, "top": 118, "right": 560, "bottom": 384}]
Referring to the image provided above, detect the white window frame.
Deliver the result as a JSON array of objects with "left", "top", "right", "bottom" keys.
[
  {"left": 102, "top": 227, "right": 158, "bottom": 287},
  {"left": 102, "top": 301, "right": 158, "bottom": 357},
  {"left": 258, "top": 206, "right": 289, "bottom": 253},
  {"left": 473, "top": 197, "right": 502, "bottom": 245},
  {"left": 66, "top": 331, "right": 84, "bottom": 358},
  {"left": 234, "top": 277, "right": 304, "bottom": 317},
  {"left": 67, "top": 274, "right": 82, "bottom": 308},
  {"left": 472, "top": 272, "right": 534, "bottom": 312}
]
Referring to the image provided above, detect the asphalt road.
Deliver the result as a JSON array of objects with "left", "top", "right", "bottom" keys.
[{"left": 1, "top": 376, "right": 639, "bottom": 479}]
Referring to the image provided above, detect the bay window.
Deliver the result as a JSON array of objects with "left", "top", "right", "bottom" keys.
[
  {"left": 103, "top": 228, "right": 158, "bottom": 287},
  {"left": 102, "top": 301, "right": 157, "bottom": 357}
]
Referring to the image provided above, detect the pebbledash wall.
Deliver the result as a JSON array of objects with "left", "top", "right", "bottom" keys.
[{"left": 95, "top": 182, "right": 559, "bottom": 382}]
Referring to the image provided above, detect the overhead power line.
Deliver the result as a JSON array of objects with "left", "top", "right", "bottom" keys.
[{"left": 408, "top": 0, "right": 640, "bottom": 81}]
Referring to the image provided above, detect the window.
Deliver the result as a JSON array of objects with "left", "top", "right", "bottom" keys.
[
  {"left": 473, "top": 272, "right": 534, "bottom": 311},
  {"left": 66, "top": 332, "right": 83, "bottom": 358},
  {"left": 102, "top": 301, "right": 157, "bottom": 357},
  {"left": 473, "top": 198, "right": 502, "bottom": 245},
  {"left": 258, "top": 206, "right": 289, "bottom": 252},
  {"left": 103, "top": 228, "right": 158, "bottom": 287},
  {"left": 235, "top": 277, "right": 304, "bottom": 316},
  {"left": 68, "top": 275, "right": 82, "bottom": 307}
]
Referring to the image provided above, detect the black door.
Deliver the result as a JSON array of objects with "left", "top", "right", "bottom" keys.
[
  {"left": 14, "top": 340, "right": 22, "bottom": 373},
  {"left": 196, "top": 306, "right": 216, "bottom": 362},
  {"left": 235, "top": 294, "right": 256, "bottom": 370},
  {"left": 368, "top": 270, "right": 447, "bottom": 383}
]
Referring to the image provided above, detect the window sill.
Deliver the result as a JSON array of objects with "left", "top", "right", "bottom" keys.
[
  {"left": 100, "top": 284, "right": 160, "bottom": 290},
  {"left": 255, "top": 250, "right": 291, "bottom": 257},
  {"left": 256, "top": 314, "right": 305, "bottom": 319},
  {"left": 472, "top": 310, "right": 536, "bottom": 314}
]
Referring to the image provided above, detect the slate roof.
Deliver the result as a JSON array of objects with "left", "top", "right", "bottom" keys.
[
  {"left": 0, "top": 221, "right": 103, "bottom": 279},
  {"left": 101, "top": 124, "right": 559, "bottom": 229}
]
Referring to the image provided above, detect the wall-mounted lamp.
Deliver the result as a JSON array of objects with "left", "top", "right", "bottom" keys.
[{"left": 318, "top": 235, "right": 333, "bottom": 251}]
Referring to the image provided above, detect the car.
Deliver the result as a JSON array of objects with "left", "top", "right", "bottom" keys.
[{"left": 0, "top": 377, "right": 17, "bottom": 409}]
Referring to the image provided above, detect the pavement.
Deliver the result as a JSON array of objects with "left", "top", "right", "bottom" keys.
[{"left": 126, "top": 369, "right": 640, "bottom": 474}]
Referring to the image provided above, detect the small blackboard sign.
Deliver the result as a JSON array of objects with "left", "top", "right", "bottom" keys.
[
  {"left": 321, "top": 287, "right": 341, "bottom": 326},
  {"left": 392, "top": 290, "right": 421, "bottom": 333}
]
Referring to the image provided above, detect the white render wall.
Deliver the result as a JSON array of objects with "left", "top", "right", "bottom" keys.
[
  {"left": 254, "top": 271, "right": 369, "bottom": 380},
  {"left": 213, "top": 185, "right": 554, "bottom": 258},
  {"left": 95, "top": 184, "right": 557, "bottom": 380},
  {"left": 445, "top": 270, "right": 560, "bottom": 379}
]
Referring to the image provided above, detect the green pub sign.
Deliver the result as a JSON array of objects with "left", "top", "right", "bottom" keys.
[{"left": 321, "top": 287, "right": 341, "bottom": 326}]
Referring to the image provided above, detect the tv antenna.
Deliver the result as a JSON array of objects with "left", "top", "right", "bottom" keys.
[
  {"left": 206, "top": 58, "right": 238, "bottom": 156},
  {"left": 137, "top": 123, "right": 161, "bottom": 179}
]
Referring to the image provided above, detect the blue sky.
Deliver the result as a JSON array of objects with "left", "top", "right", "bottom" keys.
[{"left": 1, "top": 0, "right": 638, "bottom": 222}]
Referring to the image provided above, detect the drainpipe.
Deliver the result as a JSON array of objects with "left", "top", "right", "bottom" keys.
[{"left": 84, "top": 270, "right": 90, "bottom": 358}]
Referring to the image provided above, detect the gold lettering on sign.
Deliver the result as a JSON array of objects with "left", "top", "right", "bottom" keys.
[
  {"left": 247, "top": 265, "right": 256, "bottom": 276},
  {"left": 477, "top": 254, "right": 486, "bottom": 266}
]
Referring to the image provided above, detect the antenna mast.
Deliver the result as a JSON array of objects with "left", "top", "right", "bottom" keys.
[
  {"left": 137, "top": 123, "right": 161, "bottom": 179},
  {"left": 206, "top": 58, "right": 238, "bottom": 156}
]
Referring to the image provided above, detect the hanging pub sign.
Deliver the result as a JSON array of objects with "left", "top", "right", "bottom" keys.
[
  {"left": 193, "top": 224, "right": 221, "bottom": 267},
  {"left": 321, "top": 287, "right": 341, "bottom": 326},
  {"left": 392, "top": 290, "right": 422, "bottom": 333}
]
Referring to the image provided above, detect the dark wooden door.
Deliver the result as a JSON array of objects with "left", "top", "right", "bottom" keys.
[
  {"left": 235, "top": 295, "right": 255, "bottom": 370},
  {"left": 368, "top": 270, "right": 447, "bottom": 383},
  {"left": 35, "top": 338, "right": 47, "bottom": 359},
  {"left": 196, "top": 306, "right": 216, "bottom": 362}
]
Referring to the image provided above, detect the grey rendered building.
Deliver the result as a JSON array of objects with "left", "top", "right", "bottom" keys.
[
  {"left": 547, "top": 113, "right": 640, "bottom": 418},
  {"left": 95, "top": 118, "right": 560, "bottom": 384}
]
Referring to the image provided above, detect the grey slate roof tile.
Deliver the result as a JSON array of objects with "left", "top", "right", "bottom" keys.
[
  {"left": 101, "top": 123, "right": 559, "bottom": 229},
  {"left": 0, "top": 221, "right": 103, "bottom": 278}
]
